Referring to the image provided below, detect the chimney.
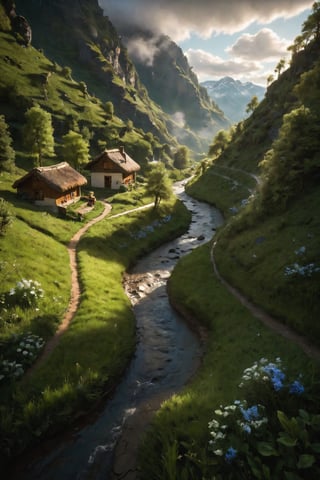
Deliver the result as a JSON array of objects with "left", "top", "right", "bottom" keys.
[{"left": 119, "top": 145, "right": 126, "bottom": 161}]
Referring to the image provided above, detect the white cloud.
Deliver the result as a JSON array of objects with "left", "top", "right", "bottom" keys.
[
  {"left": 186, "top": 49, "right": 270, "bottom": 86},
  {"left": 99, "top": 0, "right": 312, "bottom": 41},
  {"left": 227, "top": 28, "right": 291, "bottom": 61},
  {"left": 126, "top": 36, "right": 160, "bottom": 66}
]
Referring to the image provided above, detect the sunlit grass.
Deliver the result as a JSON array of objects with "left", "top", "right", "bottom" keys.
[{"left": 186, "top": 162, "right": 255, "bottom": 217}]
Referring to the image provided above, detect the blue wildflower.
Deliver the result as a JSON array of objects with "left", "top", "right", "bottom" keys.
[
  {"left": 240, "top": 405, "right": 259, "bottom": 422},
  {"left": 242, "top": 423, "right": 252, "bottom": 434},
  {"left": 225, "top": 447, "right": 237, "bottom": 463},
  {"left": 289, "top": 380, "right": 304, "bottom": 395},
  {"left": 262, "top": 364, "right": 285, "bottom": 391}
]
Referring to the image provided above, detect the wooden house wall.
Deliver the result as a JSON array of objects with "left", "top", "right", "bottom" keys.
[
  {"left": 17, "top": 177, "right": 81, "bottom": 205},
  {"left": 91, "top": 157, "right": 122, "bottom": 173}
]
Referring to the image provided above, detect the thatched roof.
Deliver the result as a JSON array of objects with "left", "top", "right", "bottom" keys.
[
  {"left": 12, "top": 162, "right": 87, "bottom": 192},
  {"left": 86, "top": 147, "right": 140, "bottom": 174}
]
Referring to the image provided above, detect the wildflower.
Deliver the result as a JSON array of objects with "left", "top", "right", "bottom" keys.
[
  {"left": 213, "top": 449, "right": 223, "bottom": 456},
  {"left": 241, "top": 423, "right": 252, "bottom": 434},
  {"left": 240, "top": 405, "right": 259, "bottom": 422},
  {"left": 262, "top": 363, "right": 285, "bottom": 391},
  {"left": 225, "top": 447, "right": 237, "bottom": 463},
  {"left": 289, "top": 380, "right": 304, "bottom": 395}
]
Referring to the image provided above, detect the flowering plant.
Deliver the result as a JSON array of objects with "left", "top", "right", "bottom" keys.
[
  {"left": 0, "top": 332, "right": 45, "bottom": 382},
  {"left": 7, "top": 278, "right": 44, "bottom": 309},
  {"left": 207, "top": 358, "right": 320, "bottom": 479}
]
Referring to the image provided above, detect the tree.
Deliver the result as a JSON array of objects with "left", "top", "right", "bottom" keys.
[
  {"left": 62, "top": 130, "right": 89, "bottom": 169},
  {"left": 266, "top": 74, "right": 274, "bottom": 87},
  {"left": 208, "top": 130, "right": 230, "bottom": 158},
  {"left": 173, "top": 146, "right": 189, "bottom": 170},
  {"left": 246, "top": 95, "right": 259, "bottom": 114},
  {"left": 259, "top": 106, "right": 320, "bottom": 211},
  {"left": 104, "top": 101, "right": 114, "bottom": 119},
  {"left": 301, "top": 1, "right": 320, "bottom": 42},
  {"left": 275, "top": 59, "right": 286, "bottom": 79},
  {"left": 294, "top": 60, "right": 320, "bottom": 112},
  {"left": 62, "top": 66, "right": 72, "bottom": 80},
  {"left": 23, "top": 105, "right": 55, "bottom": 166},
  {"left": 146, "top": 163, "right": 172, "bottom": 209},
  {"left": 0, "top": 115, "right": 15, "bottom": 172},
  {"left": 79, "top": 81, "right": 88, "bottom": 98}
]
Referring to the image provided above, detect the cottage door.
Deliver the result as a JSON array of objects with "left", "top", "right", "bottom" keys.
[{"left": 104, "top": 176, "right": 112, "bottom": 188}]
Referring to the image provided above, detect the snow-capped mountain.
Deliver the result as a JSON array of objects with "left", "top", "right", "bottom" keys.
[{"left": 201, "top": 77, "right": 265, "bottom": 124}]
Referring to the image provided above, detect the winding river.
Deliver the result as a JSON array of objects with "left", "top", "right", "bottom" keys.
[{"left": 14, "top": 182, "right": 223, "bottom": 480}]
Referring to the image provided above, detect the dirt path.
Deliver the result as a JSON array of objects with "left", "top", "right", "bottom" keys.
[
  {"left": 27, "top": 202, "right": 155, "bottom": 375},
  {"left": 27, "top": 202, "right": 112, "bottom": 374},
  {"left": 210, "top": 241, "right": 320, "bottom": 362}
]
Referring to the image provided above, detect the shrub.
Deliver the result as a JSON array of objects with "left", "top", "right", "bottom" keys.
[
  {"left": 6, "top": 279, "right": 44, "bottom": 309},
  {"left": 0, "top": 198, "right": 14, "bottom": 236}
]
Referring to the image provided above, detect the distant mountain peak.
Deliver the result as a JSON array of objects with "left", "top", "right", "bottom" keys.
[{"left": 201, "top": 77, "right": 265, "bottom": 124}]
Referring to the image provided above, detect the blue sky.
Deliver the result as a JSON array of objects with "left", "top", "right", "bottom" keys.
[{"left": 99, "top": 1, "right": 313, "bottom": 86}]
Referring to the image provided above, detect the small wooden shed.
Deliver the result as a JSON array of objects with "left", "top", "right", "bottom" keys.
[
  {"left": 86, "top": 146, "right": 140, "bottom": 190},
  {"left": 12, "top": 162, "right": 87, "bottom": 211}
]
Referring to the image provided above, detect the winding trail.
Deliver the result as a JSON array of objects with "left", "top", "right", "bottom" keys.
[
  {"left": 27, "top": 203, "right": 111, "bottom": 374},
  {"left": 207, "top": 164, "right": 320, "bottom": 362},
  {"left": 210, "top": 242, "right": 320, "bottom": 362},
  {"left": 28, "top": 202, "right": 153, "bottom": 375}
]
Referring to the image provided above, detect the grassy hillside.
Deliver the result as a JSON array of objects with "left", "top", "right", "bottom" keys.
[
  {"left": 138, "top": 9, "right": 320, "bottom": 480},
  {"left": 185, "top": 34, "right": 320, "bottom": 345},
  {"left": 0, "top": 173, "right": 192, "bottom": 467}
]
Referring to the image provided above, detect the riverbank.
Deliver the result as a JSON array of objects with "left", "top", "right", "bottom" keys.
[{"left": 138, "top": 243, "right": 320, "bottom": 479}]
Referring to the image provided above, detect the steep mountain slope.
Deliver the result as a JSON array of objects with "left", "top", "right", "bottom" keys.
[
  {"left": 11, "top": 0, "right": 221, "bottom": 153},
  {"left": 10, "top": 0, "right": 176, "bottom": 147},
  {"left": 202, "top": 77, "right": 265, "bottom": 124},
  {"left": 117, "top": 29, "right": 230, "bottom": 151}
]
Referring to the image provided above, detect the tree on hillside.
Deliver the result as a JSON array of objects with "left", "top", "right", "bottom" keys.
[
  {"left": 208, "top": 130, "right": 230, "bottom": 158},
  {"left": 173, "top": 146, "right": 189, "bottom": 170},
  {"left": 0, "top": 115, "right": 15, "bottom": 172},
  {"left": 259, "top": 106, "right": 320, "bottom": 211},
  {"left": 146, "top": 163, "right": 172, "bottom": 209},
  {"left": 104, "top": 101, "right": 114, "bottom": 119},
  {"left": 295, "top": 60, "right": 320, "bottom": 111},
  {"left": 302, "top": 1, "right": 320, "bottom": 42},
  {"left": 23, "top": 106, "right": 55, "bottom": 166},
  {"left": 62, "top": 130, "right": 89, "bottom": 170},
  {"left": 246, "top": 95, "right": 259, "bottom": 114},
  {"left": 266, "top": 74, "right": 274, "bottom": 86},
  {"left": 62, "top": 66, "right": 72, "bottom": 80},
  {"left": 275, "top": 59, "right": 286, "bottom": 79}
]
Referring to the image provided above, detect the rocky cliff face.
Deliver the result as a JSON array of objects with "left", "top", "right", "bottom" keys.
[
  {"left": 3, "top": 0, "right": 32, "bottom": 45},
  {"left": 13, "top": 0, "right": 228, "bottom": 152},
  {"left": 121, "top": 29, "right": 230, "bottom": 145},
  {"left": 12, "top": 0, "right": 177, "bottom": 147}
]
